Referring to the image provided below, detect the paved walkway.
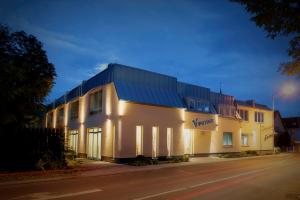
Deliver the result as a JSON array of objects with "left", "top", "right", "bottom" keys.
[{"left": 0, "top": 153, "right": 289, "bottom": 186}]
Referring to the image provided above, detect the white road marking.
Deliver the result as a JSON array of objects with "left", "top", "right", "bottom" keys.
[
  {"left": 133, "top": 168, "right": 270, "bottom": 200},
  {"left": 13, "top": 189, "right": 103, "bottom": 200},
  {"left": 189, "top": 168, "right": 266, "bottom": 188},
  {"left": 133, "top": 188, "right": 187, "bottom": 200}
]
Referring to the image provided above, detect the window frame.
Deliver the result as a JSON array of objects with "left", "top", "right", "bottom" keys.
[
  {"left": 223, "top": 132, "right": 233, "bottom": 146},
  {"left": 238, "top": 109, "right": 249, "bottom": 121},
  {"left": 241, "top": 133, "right": 249, "bottom": 146},
  {"left": 254, "top": 111, "right": 264, "bottom": 123},
  {"left": 89, "top": 90, "right": 103, "bottom": 115},
  {"left": 70, "top": 100, "right": 79, "bottom": 120},
  {"left": 136, "top": 126, "right": 143, "bottom": 156},
  {"left": 57, "top": 107, "right": 64, "bottom": 127}
]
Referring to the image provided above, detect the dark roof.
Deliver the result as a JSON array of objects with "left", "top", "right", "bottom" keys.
[
  {"left": 48, "top": 63, "right": 184, "bottom": 109},
  {"left": 282, "top": 117, "right": 300, "bottom": 129},
  {"left": 47, "top": 63, "right": 269, "bottom": 112},
  {"left": 235, "top": 100, "right": 271, "bottom": 110}
]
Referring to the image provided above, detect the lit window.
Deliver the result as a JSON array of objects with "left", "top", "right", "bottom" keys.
[
  {"left": 89, "top": 90, "right": 103, "bottom": 115},
  {"left": 152, "top": 127, "right": 159, "bottom": 158},
  {"left": 167, "top": 128, "right": 173, "bottom": 157},
  {"left": 223, "top": 132, "right": 233, "bottom": 146},
  {"left": 136, "top": 126, "right": 143, "bottom": 156},
  {"left": 241, "top": 134, "right": 248, "bottom": 146}
]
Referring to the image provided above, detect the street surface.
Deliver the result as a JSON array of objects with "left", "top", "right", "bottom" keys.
[{"left": 0, "top": 154, "right": 299, "bottom": 200}]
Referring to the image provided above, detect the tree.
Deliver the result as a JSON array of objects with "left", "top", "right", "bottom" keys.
[
  {"left": 0, "top": 25, "right": 56, "bottom": 127},
  {"left": 231, "top": 0, "right": 300, "bottom": 78}
]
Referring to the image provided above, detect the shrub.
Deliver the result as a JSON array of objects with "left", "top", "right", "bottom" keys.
[
  {"left": 245, "top": 150, "right": 258, "bottom": 155},
  {"left": 183, "top": 154, "right": 189, "bottom": 162},
  {"left": 0, "top": 127, "right": 66, "bottom": 171},
  {"left": 274, "top": 147, "right": 281, "bottom": 154}
]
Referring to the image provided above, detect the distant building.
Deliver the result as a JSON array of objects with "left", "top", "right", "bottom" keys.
[
  {"left": 45, "top": 64, "right": 274, "bottom": 162},
  {"left": 282, "top": 117, "right": 300, "bottom": 152},
  {"left": 274, "top": 111, "right": 290, "bottom": 150}
]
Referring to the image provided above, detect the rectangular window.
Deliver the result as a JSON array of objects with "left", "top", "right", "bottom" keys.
[
  {"left": 136, "top": 126, "right": 143, "bottom": 156},
  {"left": 89, "top": 90, "right": 102, "bottom": 115},
  {"left": 219, "top": 107, "right": 223, "bottom": 115},
  {"left": 184, "top": 129, "right": 194, "bottom": 154},
  {"left": 152, "top": 126, "right": 159, "bottom": 158},
  {"left": 241, "top": 134, "right": 248, "bottom": 146},
  {"left": 57, "top": 108, "right": 64, "bottom": 127},
  {"left": 238, "top": 109, "right": 249, "bottom": 121},
  {"left": 88, "top": 128, "right": 102, "bottom": 159},
  {"left": 189, "top": 100, "right": 195, "bottom": 110},
  {"left": 70, "top": 100, "right": 79, "bottom": 120},
  {"left": 223, "top": 132, "right": 233, "bottom": 146},
  {"left": 255, "top": 111, "right": 264, "bottom": 123},
  {"left": 69, "top": 130, "right": 78, "bottom": 153},
  {"left": 167, "top": 128, "right": 173, "bottom": 157}
]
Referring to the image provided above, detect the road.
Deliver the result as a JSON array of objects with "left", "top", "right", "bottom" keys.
[{"left": 0, "top": 154, "right": 299, "bottom": 200}]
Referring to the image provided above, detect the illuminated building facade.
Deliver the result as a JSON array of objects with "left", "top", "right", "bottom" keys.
[{"left": 46, "top": 64, "right": 274, "bottom": 162}]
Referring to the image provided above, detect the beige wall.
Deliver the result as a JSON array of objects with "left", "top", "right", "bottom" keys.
[
  {"left": 184, "top": 111, "right": 217, "bottom": 154},
  {"left": 217, "top": 117, "right": 241, "bottom": 153},
  {"left": 119, "top": 102, "right": 184, "bottom": 158},
  {"left": 238, "top": 105, "right": 274, "bottom": 151},
  {"left": 46, "top": 84, "right": 275, "bottom": 160},
  {"left": 47, "top": 83, "right": 119, "bottom": 158}
]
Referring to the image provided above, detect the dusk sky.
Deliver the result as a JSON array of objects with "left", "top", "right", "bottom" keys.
[{"left": 0, "top": 0, "right": 299, "bottom": 117}]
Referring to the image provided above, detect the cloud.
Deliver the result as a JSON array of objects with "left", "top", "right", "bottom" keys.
[
  {"left": 8, "top": 17, "right": 104, "bottom": 57},
  {"left": 95, "top": 63, "right": 109, "bottom": 72}
]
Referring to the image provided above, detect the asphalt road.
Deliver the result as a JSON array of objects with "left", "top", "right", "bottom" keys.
[{"left": 1, "top": 154, "right": 300, "bottom": 200}]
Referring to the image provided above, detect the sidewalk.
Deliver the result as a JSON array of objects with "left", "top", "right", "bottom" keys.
[{"left": 0, "top": 153, "right": 290, "bottom": 186}]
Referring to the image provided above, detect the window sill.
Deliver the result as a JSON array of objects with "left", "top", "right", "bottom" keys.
[{"left": 223, "top": 145, "right": 233, "bottom": 148}]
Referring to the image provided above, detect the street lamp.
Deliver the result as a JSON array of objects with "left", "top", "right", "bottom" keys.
[{"left": 272, "top": 80, "right": 299, "bottom": 151}]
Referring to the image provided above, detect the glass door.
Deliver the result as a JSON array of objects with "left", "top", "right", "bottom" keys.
[
  {"left": 88, "top": 128, "right": 102, "bottom": 160},
  {"left": 184, "top": 129, "right": 194, "bottom": 154},
  {"left": 69, "top": 130, "right": 78, "bottom": 154}
]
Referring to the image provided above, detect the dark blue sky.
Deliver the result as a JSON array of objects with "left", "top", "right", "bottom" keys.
[{"left": 1, "top": 0, "right": 299, "bottom": 117}]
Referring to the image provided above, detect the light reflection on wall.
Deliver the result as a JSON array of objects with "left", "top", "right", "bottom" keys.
[
  {"left": 79, "top": 96, "right": 86, "bottom": 123},
  {"left": 118, "top": 100, "right": 126, "bottom": 116},
  {"left": 106, "top": 86, "right": 112, "bottom": 116},
  {"left": 64, "top": 103, "right": 69, "bottom": 126},
  {"left": 53, "top": 109, "right": 57, "bottom": 128},
  {"left": 181, "top": 108, "right": 185, "bottom": 122},
  {"left": 79, "top": 123, "right": 85, "bottom": 153},
  {"left": 79, "top": 96, "right": 86, "bottom": 153},
  {"left": 64, "top": 104, "right": 69, "bottom": 146},
  {"left": 239, "top": 127, "right": 242, "bottom": 151},
  {"left": 214, "top": 114, "right": 219, "bottom": 132},
  {"left": 106, "top": 119, "right": 112, "bottom": 154},
  {"left": 118, "top": 119, "right": 122, "bottom": 153},
  {"left": 45, "top": 113, "right": 48, "bottom": 128}
]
